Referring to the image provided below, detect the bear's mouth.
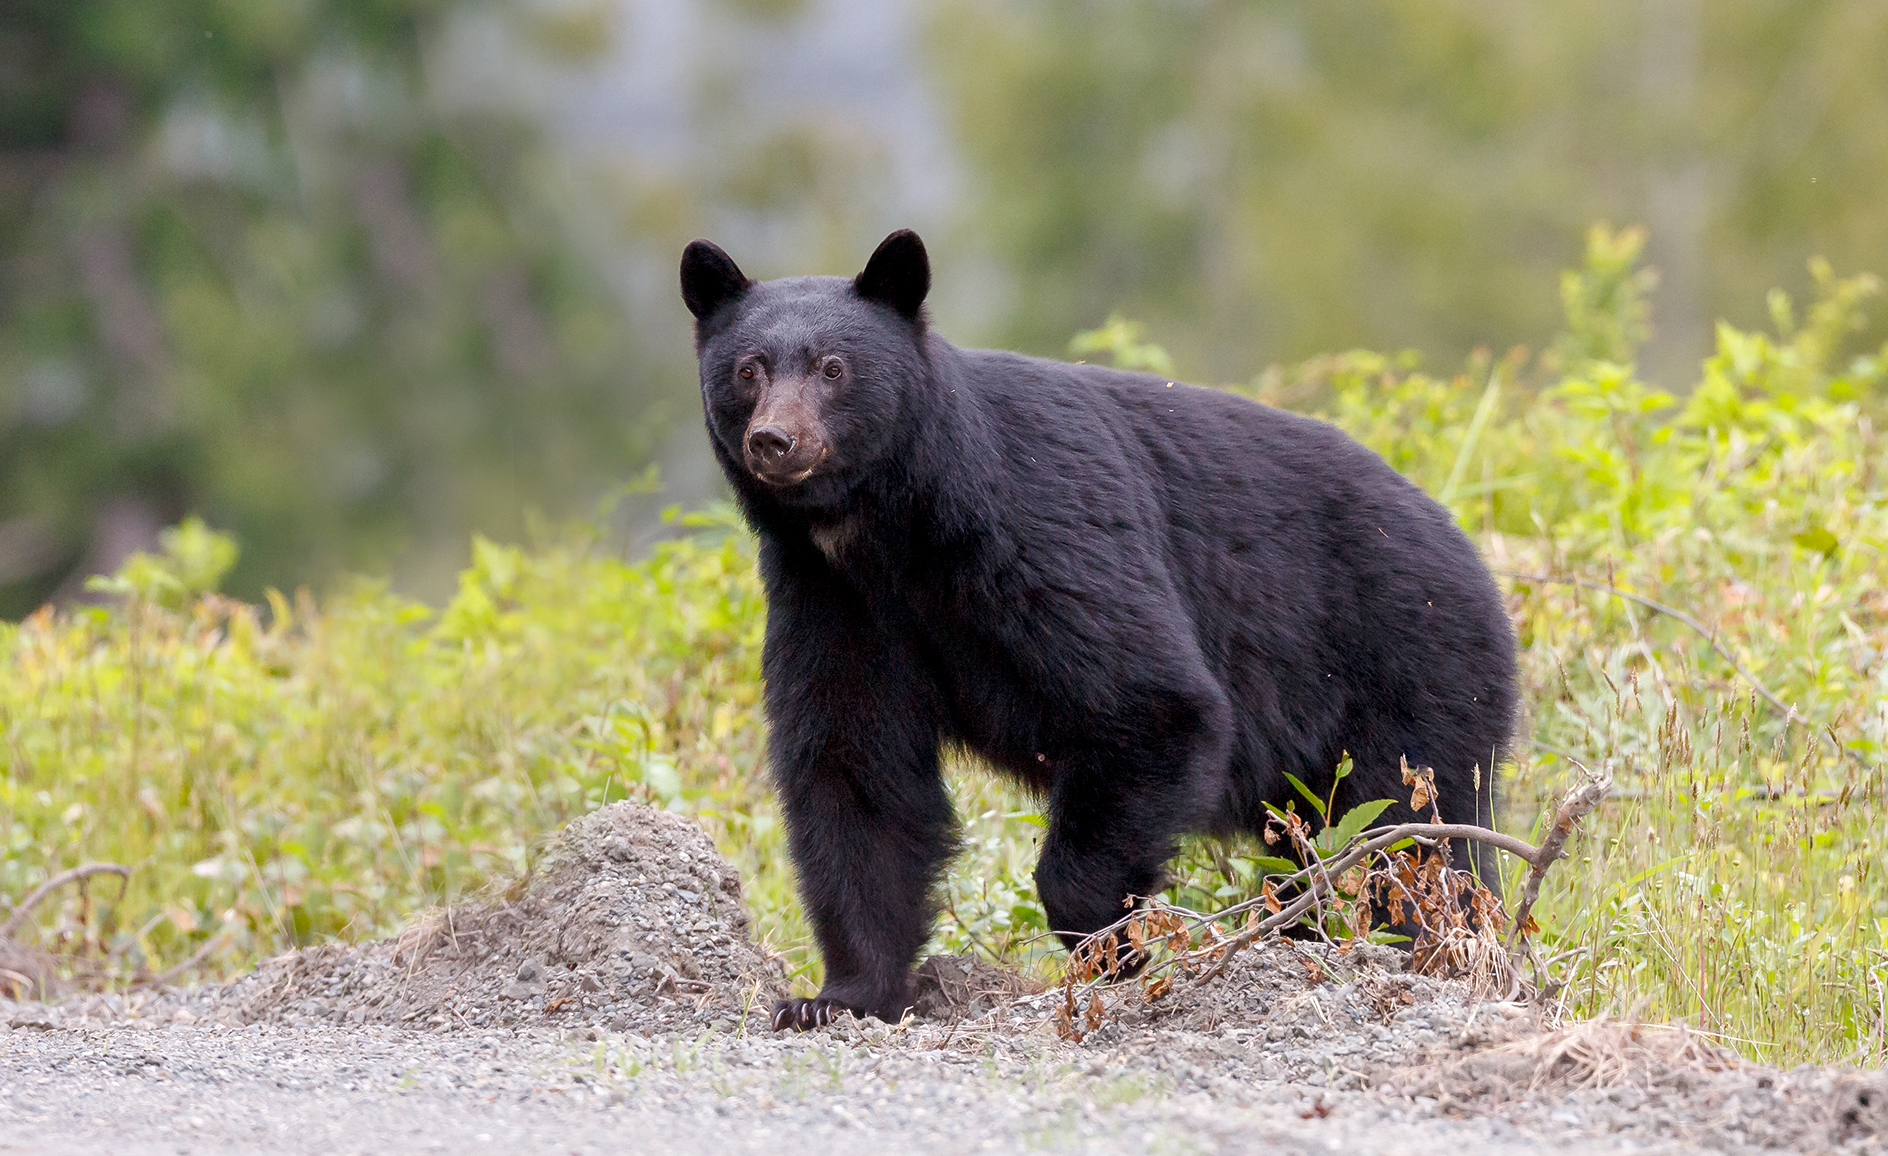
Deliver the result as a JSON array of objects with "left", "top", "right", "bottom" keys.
[{"left": 750, "top": 445, "right": 830, "bottom": 487}]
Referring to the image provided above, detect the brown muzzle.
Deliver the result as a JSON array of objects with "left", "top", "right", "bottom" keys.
[{"left": 744, "top": 378, "right": 829, "bottom": 486}]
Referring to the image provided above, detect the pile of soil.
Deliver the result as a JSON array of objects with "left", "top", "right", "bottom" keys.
[
  {"left": 204, "top": 802, "right": 786, "bottom": 1035},
  {"left": 1386, "top": 1016, "right": 1888, "bottom": 1151},
  {"left": 913, "top": 934, "right": 1887, "bottom": 1151},
  {"left": 1040, "top": 937, "right": 1497, "bottom": 1089},
  {"left": 912, "top": 953, "right": 1046, "bottom": 1019}
]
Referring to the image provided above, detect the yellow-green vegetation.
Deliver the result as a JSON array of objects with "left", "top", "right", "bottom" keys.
[
  {"left": 5, "top": 229, "right": 1887, "bottom": 1065},
  {"left": 1, "top": 512, "right": 793, "bottom": 976},
  {"left": 1318, "top": 231, "right": 1888, "bottom": 1067}
]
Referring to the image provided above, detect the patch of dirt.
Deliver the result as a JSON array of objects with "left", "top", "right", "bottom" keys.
[
  {"left": 912, "top": 954, "right": 1045, "bottom": 1019},
  {"left": 1052, "top": 937, "right": 1500, "bottom": 1090},
  {"left": 1384, "top": 1017, "right": 1888, "bottom": 1152},
  {"left": 200, "top": 802, "right": 786, "bottom": 1035}
]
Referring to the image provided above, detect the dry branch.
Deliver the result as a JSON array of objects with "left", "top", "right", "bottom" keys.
[
  {"left": 135, "top": 930, "right": 232, "bottom": 988},
  {"left": 1054, "top": 770, "right": 1614, "bottom": 1038},
  {"left": 1509, "top": 763, "right": 1613, "bottom": 950},
  {"left": 0, "top": 863, "right": 130, "bottom": 940}
]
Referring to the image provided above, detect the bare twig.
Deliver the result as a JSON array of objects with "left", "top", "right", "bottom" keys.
[
  {"left": 1208, "top": 821, "right": 1544, "bottom": 932},
  {"left": 1, "top": 863, "right": 131, "bottom": 940},
  {"left": 1509, "top": 764, "right": 1613, "bottom": 951},
  {"left": 134, "top": 930, "right": 232, "bottom": 988},
  {"left": 1072, "top": 819, "right": 1547, "bottom": 995}
]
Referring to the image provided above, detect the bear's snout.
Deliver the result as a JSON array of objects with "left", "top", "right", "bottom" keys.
[
  {"left": 747, "top": 426, "right": 797, "bottom": 464},
  {"left": 742, "top": 401, "right": 828, "bottom": 486}
]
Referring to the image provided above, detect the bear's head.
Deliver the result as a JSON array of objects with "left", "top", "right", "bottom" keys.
[{"left": 680, "top": 230, "right": 931, "bottom": 509}]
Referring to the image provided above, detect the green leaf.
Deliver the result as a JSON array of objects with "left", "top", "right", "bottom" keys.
[
  {"left": 1250, "top": 856, "right": 1301, "bottom": 875},
  {"left": 1008, "top": 902, "right": 1045, "bottom": 930},
  {"left": 1792, "top": 526, "right": 1839, "bottom": 557},
  {"left": 1282, "top": 772, "right": 1327, "bottom": 818},
  {"left": 1328, "top": 798, "right": 1398, "bottom": 849}
]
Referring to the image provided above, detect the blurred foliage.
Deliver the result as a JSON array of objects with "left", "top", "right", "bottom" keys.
[
  {"left": 0, "top": 0, "right": 654, "bottom": 615},
  {"left": 1069, "top": 312, "right": 1176, "bottom": 376},
  {"left": 928, "top": 0, "right": 1888, "bottom": 385},
  {"left": 10, "top": 0, "right": 1888, "bottom": 622},
  {"left": 6, "top": 236, "right": 1888, "bottom": 1063}
]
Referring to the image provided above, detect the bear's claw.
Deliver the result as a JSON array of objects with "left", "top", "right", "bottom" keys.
[{"left": 770, "top": 997, "right": 850, "bottom": 1032}]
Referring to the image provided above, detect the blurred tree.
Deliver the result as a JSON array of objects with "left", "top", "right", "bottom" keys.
[
  {"left": 0, "top": 0, "right": 651, "bottom": 614},
  {"left": 928, "top": 0, "right": 1888, "bottom": 387}
]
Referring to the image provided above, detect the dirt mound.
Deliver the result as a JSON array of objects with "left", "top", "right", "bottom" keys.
[
  {"left": 207, "top": 802, "right": 785, "bottom": 1034},
  {"left": 1045, "top": 937, "right": 1498, "bottom": 1089},
  {"left": 912, "top": 954, "right": 1046, "bottom": 1019},
  {"left": 1385, "top": 1017, "right": 1888, "bottom": 1151}
]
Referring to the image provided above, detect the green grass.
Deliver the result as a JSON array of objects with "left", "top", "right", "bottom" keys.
[{"left": 4, "top": 228, "right": 1886, "bottom": 1066}]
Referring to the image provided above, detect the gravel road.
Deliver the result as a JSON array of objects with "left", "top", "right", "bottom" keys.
[
  {"left": 4, "top": 803, "right": 1881, "bottom": 1155},
  {"left": 0, "top": 1013, "right": 1651, "bottom": 1156}
]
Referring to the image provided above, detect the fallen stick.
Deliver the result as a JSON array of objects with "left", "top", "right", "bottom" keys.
[
  {"left": 135, "top": 930, "right": 232, "bottom": 988},
  {"left": 0, "top": 863, "right": 131, "bottom": 940}
]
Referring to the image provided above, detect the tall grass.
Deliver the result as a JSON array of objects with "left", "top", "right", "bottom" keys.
[{"left": 4, "top": 228, "right": 1885, "bottom": 1064}]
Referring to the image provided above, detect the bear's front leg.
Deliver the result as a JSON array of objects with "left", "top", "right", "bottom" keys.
[
  {"left": 766, "top": 730, "right": 954, "bottom": 1030},
  {"left": 760, "top": 563, "right": 954, "bottom": 1031}
]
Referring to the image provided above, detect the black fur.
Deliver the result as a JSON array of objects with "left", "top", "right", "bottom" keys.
[{"left": 681, "top": 232, "right": 1517, "bottom": 1030}]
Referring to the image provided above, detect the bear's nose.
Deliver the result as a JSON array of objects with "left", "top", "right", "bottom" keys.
[{"left": 747, "top": 426, "right": 796, "bottom": 464}]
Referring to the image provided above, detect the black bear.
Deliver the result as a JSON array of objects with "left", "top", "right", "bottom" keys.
[{"left": 680, "top": 230, "right": 1516, "bottom": 1031}]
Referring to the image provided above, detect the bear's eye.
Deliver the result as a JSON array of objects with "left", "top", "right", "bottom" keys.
[
  {"left": 822, "top": 358, "right": 844, "bottom": 380},
  {"left": 738, "top": 365, "right": 756, "bottom": 381}
]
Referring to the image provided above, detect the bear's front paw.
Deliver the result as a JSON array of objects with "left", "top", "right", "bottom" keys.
[{"left": 770, "top": 997, "right": 854, "bottom": 1032}]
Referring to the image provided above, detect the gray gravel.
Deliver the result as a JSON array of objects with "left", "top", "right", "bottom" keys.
[
  {"left": 0, "top": 1013, "right": 1643, "bottom": 1156},
  {"left": 12, "top": 969, "right": 1879, "bottom": 1155},
  {"left": 5, "top": 803, "right": 1881, "bottom": 1154}
]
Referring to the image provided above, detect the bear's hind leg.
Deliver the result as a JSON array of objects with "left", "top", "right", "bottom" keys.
[{"left": 1033, "top": 687, "right": 1232, "bottom": 964}]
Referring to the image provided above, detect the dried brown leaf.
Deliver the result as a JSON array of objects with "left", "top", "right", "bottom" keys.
[{"left": 1054, "top": 999, "right": 1081, "bottom": 1041}]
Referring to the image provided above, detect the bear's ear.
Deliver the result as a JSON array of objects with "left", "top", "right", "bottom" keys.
[
  {"left": 854, "top": 229, "right": 930, "bottom": 320},
  {"left": 680, "top": 240, "right": 752, "bottom": 323}
]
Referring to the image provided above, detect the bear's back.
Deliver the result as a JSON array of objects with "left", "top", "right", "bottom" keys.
[{"left": 948, "top": 346, "right": 1514, "bottom": 810}]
